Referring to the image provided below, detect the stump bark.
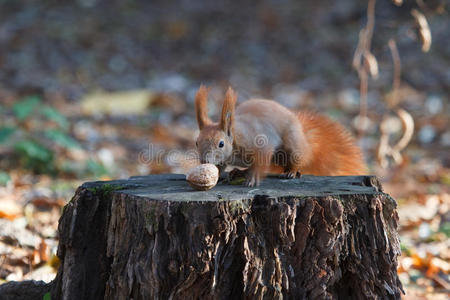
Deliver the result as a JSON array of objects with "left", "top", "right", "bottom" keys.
[
  {"left": 51, "top": 174, "right": 403, "bottom": 300},
  {"left": 0, "top": 280, "right": 51, "bottom": 300}
]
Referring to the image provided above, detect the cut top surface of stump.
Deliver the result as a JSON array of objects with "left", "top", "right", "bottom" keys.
[{"left": 81, "top": 174, "right": 384, "bottom": 202}]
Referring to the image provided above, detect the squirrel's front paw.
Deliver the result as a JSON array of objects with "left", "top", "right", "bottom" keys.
[
  {"left": 245, "top": 173, "right": 260, "bottom": 187},
  {"left": 244, "top": 178, "right": 256, "bottom": 187}
]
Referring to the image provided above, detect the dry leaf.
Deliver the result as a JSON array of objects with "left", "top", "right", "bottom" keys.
[
  {"left": 0, "top": 196, "right": 23, "bottom": 220},
  {"left": 363, "top": 51, "right": 379, "bottom": 79},
  {"left": 81, "top": 90, "right": 154, "bottom": 115},
  {"left": 38, "top": 239, "right": 49, "bottom": 262},
  {"left": 411, "top": 9, "right": 432, "bottom": 52}
]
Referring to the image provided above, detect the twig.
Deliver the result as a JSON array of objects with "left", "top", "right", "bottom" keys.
[
  {"left": 378, "top": 109, "right": 414, "bottom": 167},
  {"left": 353, "top": 0, "right": 377, "bottom": 137},
  {"left": 358, "top": 70, "right": 368, "bottom": 137},
  {"left": 392, "top": 109, "right": 414, "bottom": 154},
  {"left": 365, "top": 0, "right": 376, "bottom": 51},
  {"left": 377, "top": 38, "right": 414, "bottom": 168},
  {"left": 387, "top": 39, "right": 401, "bottom": 108}
]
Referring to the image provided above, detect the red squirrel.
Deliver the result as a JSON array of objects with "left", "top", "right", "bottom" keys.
[{"left": 195, "top": 85, "right": 366, "bottom": 187}]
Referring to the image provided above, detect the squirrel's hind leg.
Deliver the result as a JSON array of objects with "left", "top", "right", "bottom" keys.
[{"left": 280, "top": 125, "right": 309, "bottom": 179}]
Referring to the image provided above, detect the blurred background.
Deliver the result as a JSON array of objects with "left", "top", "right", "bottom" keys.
[{"left": 0, "top": 0, "right": 448, "bottom": 298}]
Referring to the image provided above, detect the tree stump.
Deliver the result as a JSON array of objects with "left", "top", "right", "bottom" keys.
[
  {"left": 51, "top": 174, "right": 403, "bottom": 300},
  {"left": 0, "top": 280, "right": 51, "bottom": 300}
]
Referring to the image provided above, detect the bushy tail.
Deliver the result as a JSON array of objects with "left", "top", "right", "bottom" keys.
[{"left": 296, "top": 111, "right": 367, "bottom": 176}]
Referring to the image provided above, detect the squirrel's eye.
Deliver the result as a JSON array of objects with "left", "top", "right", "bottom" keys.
[{"left": 218, "top": 140, "right": 224, "bottom": 148}]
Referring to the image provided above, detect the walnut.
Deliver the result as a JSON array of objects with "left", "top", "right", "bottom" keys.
[{"left": 186, "top": 164, "right": 219, "bottom": 191}]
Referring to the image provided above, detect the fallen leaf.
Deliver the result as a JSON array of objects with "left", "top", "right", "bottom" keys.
[
  {"left": 81, "top": 90, "right": 154, "bottom": 115},
  {"left": 0, "top": 195, "right": 23, "bottom": 220},
  {"left": 38, "top": 239, "right": 49, "bottom": 262}
]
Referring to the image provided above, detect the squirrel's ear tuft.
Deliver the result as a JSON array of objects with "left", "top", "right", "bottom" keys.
[
  {"left": 195, "top": 85, "right": 211, "bottom": 130},
  {"left": 220, "top": 87, "right": 237, "bottom": 137}
]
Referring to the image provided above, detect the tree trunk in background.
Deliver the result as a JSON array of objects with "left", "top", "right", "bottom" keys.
[{"left": 50, "top": 174, "right": 403, "bottom": 300}]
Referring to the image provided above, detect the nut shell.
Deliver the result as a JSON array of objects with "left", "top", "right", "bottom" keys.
[{"left": 186, "top": 164, "right": 219, "bottom": 191}]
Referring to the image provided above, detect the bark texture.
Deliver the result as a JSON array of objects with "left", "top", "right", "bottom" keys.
[{"left": 51, "top": 174, "right": 403, "bottom": 300}]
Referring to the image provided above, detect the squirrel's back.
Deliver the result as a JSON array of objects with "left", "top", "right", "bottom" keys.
[
  {"left": 235, "top": 99, "right": 366, "bottom": 176},
  {"left": 235, "top": 99, "right": 303, "bottom": 150},
  {"left": 296, "top": 111, "right": 366, "bottom": 176}
]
